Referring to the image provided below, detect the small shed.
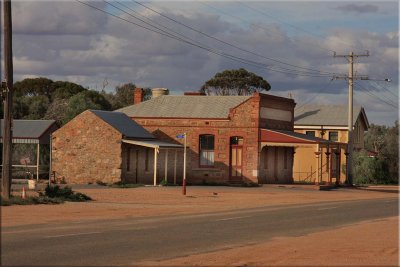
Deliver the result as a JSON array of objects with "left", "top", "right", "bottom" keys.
[
  {"left": 0, "top": 119, "right": 58, "bottom": 180},
  {"left": 51, "top": 110, "right": 183, "bottom": 184}
]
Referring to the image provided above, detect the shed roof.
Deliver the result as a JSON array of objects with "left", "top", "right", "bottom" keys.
[
  {"left": 122, "top": 139, "right": 183, "bottom": 149},
  {"left": 90, "top": 110, "right": 154, "bottom": 139},
  {"left": 294, "top": 105, "right": 369, "bottom": 128},
  {"left": 117, "top": 95, "right": 251, "bottom": 119},
  {"left": 261, "top": 129, "right": 334, "bottom": 144},
  {"left": 0, "top": 119, "right": 57, "bottom": 139}
]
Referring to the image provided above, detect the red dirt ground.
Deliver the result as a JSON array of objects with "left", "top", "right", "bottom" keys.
[{"left": 2, "top": 184, "right": 399, "bottom": 266}]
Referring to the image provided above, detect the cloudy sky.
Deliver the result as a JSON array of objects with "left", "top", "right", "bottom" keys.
[{"left": 5, "top": 0, "right": 399, "bottom": 125}]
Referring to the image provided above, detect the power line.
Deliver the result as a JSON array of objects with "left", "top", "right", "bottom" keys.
[
  {"left": 367, "top": 80, "right": 398, "bottom": 98},
  {"left": 295, "top": 79, "right": 334, "bottom": 110},
  {"left": 354, "top": 82, "right": 397, "bottom": 108},
  {"left": 236, "top": 1, "right": 366, "bottom": 53},
  {"left": 199, "top": 1, "right": 336, "bottom": 55},
  {"left": 131, "top": 1, "right": 335, "bottom": 76},
  {"left": 77, "top": 0, "right": 332, "bottom": 78}
]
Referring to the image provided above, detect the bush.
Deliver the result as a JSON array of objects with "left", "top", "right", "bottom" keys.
[
  {"left": 1, "top": 195, "right": 64, "bottom": 206},
  {"left": 109, "top": 182, "right": 144, "bottom": 188},
  {"left": 43, "top": 185, "right": 92, "bottom": 201},
  {"left": 353, "top": 150, "right": 393, "bottom": 185}
]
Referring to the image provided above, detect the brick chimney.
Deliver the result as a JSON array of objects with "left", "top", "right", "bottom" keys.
[{"left": 133, "top": 88, "right": 144, "bottom": 104}]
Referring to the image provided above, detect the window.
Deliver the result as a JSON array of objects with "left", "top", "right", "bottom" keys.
[
  {"left": 230, "top": 136, "right": 243, "bottom": 145},
  {"left": 199, "top": 134, "right": 215, "bottom": 167},
  {"left": 305, "top": 131, "right": 315, "bottom": 137},
  {"left": 329, "top": 131, "right": 338, "bottom": 141}
]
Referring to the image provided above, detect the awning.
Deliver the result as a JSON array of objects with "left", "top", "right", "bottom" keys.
[
  {"left": 122, "top": 139, "right": 183, "bottom": 149},
  {"left": 260, "top": 129, "right": 344, "bottom": 148},
  {"left": 122, "top": 139, "right": 183, "bottom": 186}
]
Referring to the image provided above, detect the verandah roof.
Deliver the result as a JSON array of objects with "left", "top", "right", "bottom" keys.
[
  {"left": 0, "top": 119, "right": 58, "bottom": 144},
  {"left": 122, "top": 139, "right": 183, "bottom": 149},
  {"left": 260, "top": 129, "right": 345, "bottom": 147}
]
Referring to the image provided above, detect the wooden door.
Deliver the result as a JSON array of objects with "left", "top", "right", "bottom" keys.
[{"left": 230, "top": 137, "right": 243, "bottom": 182}]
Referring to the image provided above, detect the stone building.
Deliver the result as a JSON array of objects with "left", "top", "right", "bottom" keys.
[
  {"left": 118, "top": 89, "right": 342, "bottom": 185},
  {"left": 51, "top": 110, "right": 182, "bottom": 184}
]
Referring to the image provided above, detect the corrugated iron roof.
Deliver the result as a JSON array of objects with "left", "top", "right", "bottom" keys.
[
  {"left": 90, "top": 110, "right": 154, "bottom": 139},
  {"left": 122, "top": 139, "right": 183, "bottom": 149},
  {"left": 261, "top": 129, "right": 335, "bottom": 144},
  {"left": 0, "top": 119, "right": 57, "bottom": 139},
  {"left": 117, "top": 95, "right": 251, "bottom": 118},
  {"left": 294, "top": 105, "right": 366, "bottom": 126}
]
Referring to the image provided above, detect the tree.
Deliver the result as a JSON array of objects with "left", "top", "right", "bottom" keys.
[
  {"left": 63, "top": 90, "right": 112, "bottom": 124},
  {"left": 44, "top": 98, "right": 69, "bottom": 125},
  {"left": 52, "top": 81, "right": 86, "bottom": 100},
  {"left": 354, "top": 121, "right": 399, "bottom": 184},
  {"left": 102, "top": 83, "right": 152, "bottom": 110},
  {"left": 200, "top": 68, "right": 271, "bottom": 96},
  {"left": 14, "top": 77, "right": 55, "bottom": 100}
]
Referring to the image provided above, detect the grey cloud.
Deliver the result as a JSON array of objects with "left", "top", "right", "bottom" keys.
[
  {"left": 336, "top": 4, "right": 379, "bottom": 14},
  {"left": 11, "top": 2, "right": 398, "bottom": 125},
  {"left": 13, "top": 1, "right": 108, "bottom": 35}
]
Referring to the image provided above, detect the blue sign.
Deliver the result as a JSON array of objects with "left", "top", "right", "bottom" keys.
[{"left": 176, "top": 134, "right": 185, "bottom": 139}]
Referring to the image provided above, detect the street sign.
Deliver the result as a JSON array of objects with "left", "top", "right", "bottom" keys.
[{"left": 176, "top": 134, "right": 185, "bottom": 139}]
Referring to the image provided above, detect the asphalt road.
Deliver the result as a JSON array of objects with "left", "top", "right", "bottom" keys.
[{"left": 2, "top": 197, "right": 398, "bottom": 266}]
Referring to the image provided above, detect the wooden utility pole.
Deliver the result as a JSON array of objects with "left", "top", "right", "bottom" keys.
[
  {"left": 333, "top": 51, "right": 369, "bottom": 185},
  {"left": 2, "top": 0, "right": 13, "bottom": 200}
]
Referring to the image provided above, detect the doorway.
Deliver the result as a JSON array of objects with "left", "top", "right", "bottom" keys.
[{"left": 229, "top": 136, "right": 243, "bottom": 182}]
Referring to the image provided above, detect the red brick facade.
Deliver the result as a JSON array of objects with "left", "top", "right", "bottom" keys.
[{"left": 130, "top": 93, "right": 296, "bottom": 184}]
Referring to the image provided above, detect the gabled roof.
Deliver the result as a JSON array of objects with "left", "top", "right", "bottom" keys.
[
  {"left": 294, "top": 105, "right": 369, "bottom": 128},
  {"left": 0, "top": 119, "right": 57, "bottom": 139},
  {"left": 90, "top": 110, "right": 154, "bottom": 139},
  {"left": 117, "top": 95, "right": 251, "bottom": 119}
]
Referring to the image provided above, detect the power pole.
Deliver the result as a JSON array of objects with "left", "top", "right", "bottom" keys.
[
  {"left": 1, "top": 0, "right": 13, "bottom": 200},
  {"left": 333, "top": 51, "right": 369, "bottom": 185}
]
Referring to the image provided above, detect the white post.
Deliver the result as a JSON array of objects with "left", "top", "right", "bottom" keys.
[
  {"left": 153, "top": 148, "right": 158, "bottom": 186},
  {"left": 182, "top": 133, "right": 187, "bottom": 195},
  {"left": 164, "top": 149, "right": 168, "bottom": 183},
  {"left": 36, "top": 143, "right": 40, "bottom": 181},
  {"left": 173, "top": 149, "right": 177, "bottom": 185}
]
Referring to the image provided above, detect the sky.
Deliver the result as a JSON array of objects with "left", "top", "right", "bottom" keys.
[{"left": 3, "top": 0, "right": 399, "bottom": 125}]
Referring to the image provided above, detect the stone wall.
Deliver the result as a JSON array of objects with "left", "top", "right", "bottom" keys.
[{"left": 52, "top": 110, "right": 123, "bottom": 184}]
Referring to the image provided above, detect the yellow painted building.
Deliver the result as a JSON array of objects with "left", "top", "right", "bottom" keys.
[{"left": 293, "top": 105, "right": 369, "bottom": 184}]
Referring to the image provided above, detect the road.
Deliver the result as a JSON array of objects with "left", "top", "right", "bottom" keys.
[{"left": 2, "top": 197, "right": 398, "bottom": 266}]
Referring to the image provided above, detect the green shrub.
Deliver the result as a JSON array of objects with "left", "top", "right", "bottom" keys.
[
  {"left": 43, "top": 185, "right": 92, "bottom": 201},
  {"left": 110, "top": 182, "right": 144, "bottom": 188},
  {"left": 0, "top": 195, "right": 64, "bottom": 206}
]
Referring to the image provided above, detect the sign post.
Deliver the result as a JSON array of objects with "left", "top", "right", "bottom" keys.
[{"left": 176, "top": 133, "right": 187, "bottom": 195}]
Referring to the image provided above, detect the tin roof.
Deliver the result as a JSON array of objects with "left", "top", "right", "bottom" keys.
[
  {"left": 294, "top": 105, "right": 369, "bottom": 127},
  {"left": 90, "top": 110, "right": 154, "bottom": 139},
  {"left": 0, "top": 119, "right": 57, "bottom": 139},
  {"left": 261, "top": 129, "right": 335, "bottom": 144},
  {"left": 117, "top": 95, "right": 251, "bottom": 118},
  {"left": 122, "top": 139, "right": 183, "bottom": 149}
]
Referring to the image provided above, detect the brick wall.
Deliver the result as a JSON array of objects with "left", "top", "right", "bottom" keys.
[
  {"left": 52, "top": 110, "right": 123, "bottom": 184},
  {"left": 131, "top": 96, "right": 263, "bottom": 184}
]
